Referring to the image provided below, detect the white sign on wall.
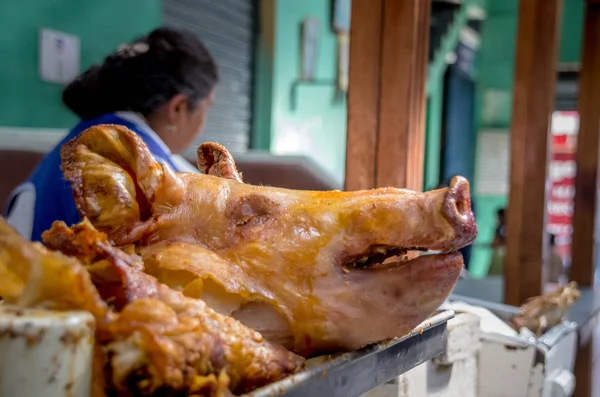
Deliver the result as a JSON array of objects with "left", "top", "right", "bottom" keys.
[{"left": 39, "top": 28, "right": 80, "bottom": 85}]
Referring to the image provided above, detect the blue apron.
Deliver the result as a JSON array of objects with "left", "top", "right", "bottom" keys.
[{"left": 3, "top": 113, "right": 178, "bottom": 242}]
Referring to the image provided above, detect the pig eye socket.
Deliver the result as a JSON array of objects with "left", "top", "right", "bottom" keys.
[
  {"left": 226, "top": 194, "right": 281, "bottom": 229},
  {"left": 236, "top": 214, "right": 256, "bottom": 227}
]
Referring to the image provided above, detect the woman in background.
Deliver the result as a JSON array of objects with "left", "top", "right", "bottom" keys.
[
  {"left": 3, "top": 27, "right": 219, "bottom": 242},
  {"left": 487, "top": 208, "right": 506, "bottom": 276}
]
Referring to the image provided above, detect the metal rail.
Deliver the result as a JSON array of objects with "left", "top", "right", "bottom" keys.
[{"left": 247, "top": 310, "right": 454, "bottom": 397}]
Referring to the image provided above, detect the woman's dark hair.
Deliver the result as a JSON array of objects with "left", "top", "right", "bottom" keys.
[{"left": 63, "top": 27, "right": 218, "bottom": 120}]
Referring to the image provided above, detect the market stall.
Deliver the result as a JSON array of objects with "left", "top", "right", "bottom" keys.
[{"left": 1, "top": 0, "right": 598, "bottom": 396}]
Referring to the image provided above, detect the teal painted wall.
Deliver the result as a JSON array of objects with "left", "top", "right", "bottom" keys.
[
  {"left": 470, "top": 0, "right": 584, "bottom": 277},
  {"left": 0, "top": 0, "right": 162, "bottom": 128},
  {"left": 252, "top": 0, "right": 276, "bottom": 151},
  {"left": 253, "top": 0, "right": 347, "bottom": 185},
  {"left": 424, "top": 85, "right": 444, "bottom": 191}
]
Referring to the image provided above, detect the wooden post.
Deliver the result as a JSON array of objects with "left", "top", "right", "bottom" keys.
[
  {"left": 344, "top": 0, "right": 383, "bottom": 191},
  {"left": 376, "top": 0, "right": 431, "bottom": 191},
  {"left": 504, "top": 0, "right": 563, "bottom": 306},
  {"left": 345, "top": 0, "right": 430, "bottom": 192},
  {"left": 571, "top": 3, "right": 600, "bottom": 396}
]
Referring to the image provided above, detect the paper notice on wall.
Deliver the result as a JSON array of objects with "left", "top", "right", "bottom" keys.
[
  {"left": 39, "top": 28, "right": 80, "bottom": 85},
  {"left": 475, "top": 130, "right": 510, "bottom": 196},
  {"left": 547, "top": 111, "right": 579, "bottom": 259}
]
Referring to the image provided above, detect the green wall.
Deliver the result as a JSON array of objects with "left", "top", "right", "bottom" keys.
[
  {"left": 470, "top": 0, "right": 584, "bottom": 277},
  {"left": 0, "top": 0, "right": 162, "bottom": 128},
  {"left": 253, "top": 0, "right": 347, "bottom": 186}
]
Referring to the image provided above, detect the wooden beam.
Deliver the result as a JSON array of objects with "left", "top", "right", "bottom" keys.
[
  {"left": 504, "top": 0, "right": 562, "bottom": 306},
  {"left": 571, "top": 2, "right": 600, "bottom": 287},
  {"left": 344, "top": 0, "right": 383, "bottom": 191},
  {"left": 571, "top": 4, "right": 600, "bottom": 396},
  {"left": 409, "top": 0, "right": 431, "bottom": 191},
  {"left": 344, "top": 0, "right": 430, "bottom": 192},
  {"left": 376, "top": 0, "right": 430, "bottom": 191}
]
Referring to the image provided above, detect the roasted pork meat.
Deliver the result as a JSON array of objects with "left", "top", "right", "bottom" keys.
[
  {"left": 0, "top": 218, "right": 303, "bottom": 396},
  {"left": 59, "top": 124, "right": 478, "bottom": 357}
]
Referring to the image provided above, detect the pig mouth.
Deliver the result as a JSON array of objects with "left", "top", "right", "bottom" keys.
[{"left": 341, "top": 245, "right": 432, "bottom": 272}]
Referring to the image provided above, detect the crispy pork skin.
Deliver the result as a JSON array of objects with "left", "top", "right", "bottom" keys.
[{"left": 0, "top": 218, "right": 302, "bottom": 396}]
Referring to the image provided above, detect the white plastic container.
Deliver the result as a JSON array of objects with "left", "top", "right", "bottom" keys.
[
  {"left": 363, "top": 312, "right": 481, "bottom": 397},
  {"left": 364, "top": 296, "right": 578, "bottom": 397},
  {"left": 450, "top": 294, "right": 578, "bottom": 397},
  {"left": 0, "top": 305, "right": 95, "bottom": 397}
]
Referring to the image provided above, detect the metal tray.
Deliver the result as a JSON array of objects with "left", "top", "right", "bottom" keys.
[{"left": 246, "top": 310, "right": 454, "bottom": 397}]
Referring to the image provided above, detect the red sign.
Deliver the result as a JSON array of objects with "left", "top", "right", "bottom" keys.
[{"left": 546, "top": 111, "right": 579, "bottom": 259}]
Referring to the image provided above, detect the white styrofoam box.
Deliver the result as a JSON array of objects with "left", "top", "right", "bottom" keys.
[
  {"left": 543, "top": 369, "right": 575, "bottom": 397},
  {"left": 362, "top": 309, "right": 579, "bottom": 397},
  {"left": 478, "top": 325, "right": 578, "bottom": 397},
  {"left": 442, "top": 301, "right": 517, "bottom": 337},
  {"left": 478, "top": 333, "right": 538, "bottom": 397},
  {"left": 448, "top": 289, "right": 579, "bottom": 397},
  {"left": 435, "top": 312, "right": 481, "bottom": 365},
  {"left": 362, "top": 313, "right": 481, "bottom": 397},
  {"left": 537, "top": 326, "right": 577, "bottom": 397},
  {"left": 397, "top": 357, "right": 478, "bottom": 397},
  {"left": 543, "top": 328, "right": 577, "bottom": 380},
  {"left": 528, "top": 363, "right": 545, "bottom": 397}
]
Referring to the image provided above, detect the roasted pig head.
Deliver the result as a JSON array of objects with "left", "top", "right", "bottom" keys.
[{"left": 59, "top": 125, "right": 478, "bottom": 356}]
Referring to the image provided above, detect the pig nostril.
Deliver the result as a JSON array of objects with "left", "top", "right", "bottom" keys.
[
  {"left": 447, "top": 176, "right": 472, "bottom": 219},
  {"left": 456, "top": 199, "right": 469, "bottom": 217},
  {"left": 442, "top": 176, "right": 478, "bottom": 244}
]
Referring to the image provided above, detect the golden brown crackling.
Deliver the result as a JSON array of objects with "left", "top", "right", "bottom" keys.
[
  {"left": 60, "top": 125, "right": 162, "bottom": 244},
  {"left": 197, "top": 142, "right": 243, "bottom": 183},
  {"left": 1, "top": 217, "right": 304, "bottom": 396}
]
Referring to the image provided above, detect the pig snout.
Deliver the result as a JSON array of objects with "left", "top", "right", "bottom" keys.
[{"left": 441, "top": 176, "right": 477, "bottom": 250}]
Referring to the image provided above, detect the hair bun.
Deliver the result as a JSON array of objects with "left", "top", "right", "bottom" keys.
[
  {"left": 116, "top": 42, "right": 150, "bottom": 58},
  {"left": 62, "top": 66, "right": 110, "bottom": 120},
  {"left": 63, "top": 27, "right": 218, "bottom": 120}
]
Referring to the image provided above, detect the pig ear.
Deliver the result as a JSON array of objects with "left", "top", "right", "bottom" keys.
[
  {"left": 197, "top": 142, "right": 244, "bottom": 183},
  {"left": 60, "top": 125, "right": 164, "bottom": 244}
]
